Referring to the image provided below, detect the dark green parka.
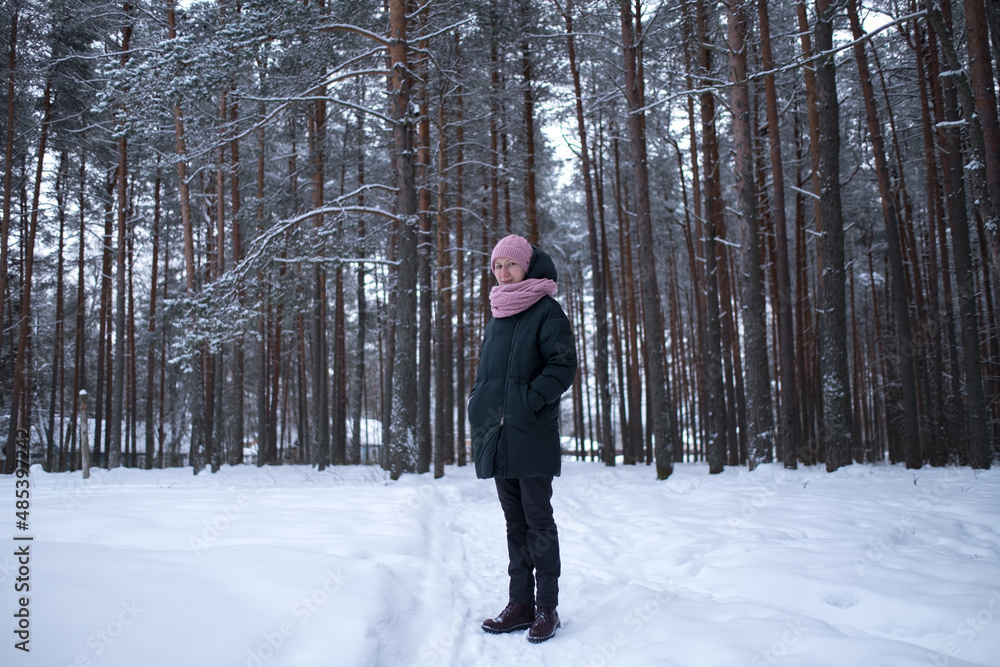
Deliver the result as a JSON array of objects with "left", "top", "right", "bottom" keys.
[{"left": 469, "top": 247, "right": 578, "bottom": 479}]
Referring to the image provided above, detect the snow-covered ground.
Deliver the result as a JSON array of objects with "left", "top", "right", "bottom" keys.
[{"left": 3, "top": 460, "right": 999, "bottom": 667}]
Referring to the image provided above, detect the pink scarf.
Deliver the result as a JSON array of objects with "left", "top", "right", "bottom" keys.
[{"left": 490, "top": 278, "right": 557, "bottom": 318}]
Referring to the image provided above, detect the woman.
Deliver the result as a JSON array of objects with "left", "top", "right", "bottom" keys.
[{"left": 469, "top": 234, "right": 578, "bottom": 643}]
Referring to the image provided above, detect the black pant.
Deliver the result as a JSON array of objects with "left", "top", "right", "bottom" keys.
[{"left": 494, "top": 476, "right": 560, "bottom": 608}]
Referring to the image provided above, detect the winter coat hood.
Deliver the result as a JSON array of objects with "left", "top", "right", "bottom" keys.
[{"left": 525, "top": 245, "right": 558, "bottom": 283}]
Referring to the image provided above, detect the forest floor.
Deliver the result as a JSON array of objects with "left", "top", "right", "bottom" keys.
[{"left": 3, "top": 458, "right": 999, "bottom": 666}]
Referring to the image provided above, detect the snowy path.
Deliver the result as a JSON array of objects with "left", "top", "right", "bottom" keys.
[{"left": 4, "top": 460, "right": 999, "bottom": 666}]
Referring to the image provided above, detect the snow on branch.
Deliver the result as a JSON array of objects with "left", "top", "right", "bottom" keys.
[
  {"left": 412, "top": 18, "right": 473, "bottom": 44},
  {"left": 640, "top": 8, "right": 927, "bottom": 114},
  {"left": 237, "top": 202, "right": 399, "bottom": 282},
  {"left": 317, "top": 23, "right": 391, "bottom": 47}
]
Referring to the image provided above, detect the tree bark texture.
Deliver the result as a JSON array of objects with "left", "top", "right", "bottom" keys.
[
  {"left": 388, "top": 0, "right": 420, "bottom": 480},
  {"left": 621, "top": 0, "right": 673, "bottom": 479},
  {"left": 814, "top": 0, "right": 854, "bottom": 471},
  {"left": 758, "top": 0, "right": 800, "bottom": 468},
  {"left": 846, "top": 0, "right": 921, "bottom": 468},
  {"left": 728, "top": 0, "right": 773, "bottom": 470}
]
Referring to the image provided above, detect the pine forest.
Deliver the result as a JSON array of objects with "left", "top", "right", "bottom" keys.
[{"left": 2, "top": 0, "right": 1000, "bottom": 479}]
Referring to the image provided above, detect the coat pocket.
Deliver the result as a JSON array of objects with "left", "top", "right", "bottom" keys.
[
  {"left": 469, "top": 382, "right": 503, "bottom": 432},
  {"left": 472, "top": 421, "right": 501, "bottom": 479},
  {"left": 514, "top": 383, "right": 539, "bottom": 424}
]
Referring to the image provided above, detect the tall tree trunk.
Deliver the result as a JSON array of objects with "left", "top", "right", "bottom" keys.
[
  {"left": 678, "top": 3, "right": 707, "bottom": 462},
  {"left": 268, "top": 284, "right": 283, "bottom": 465},
  {"left": 0, "top": 9, "right": 16, "bottom": 368},
  {"left": 453, "top": 40, "right": 468, "bottom": 468},
  {"left": 758, "top": 0, "right": 800, "bottom": 467},
  {"left": 157, "top": 208, "right": 169, "bottom": 468},
  {"left": 913, "top": 6, "right": 951, "bottom": 466},
  {"left": 927, "top": 3, "right": 994, "bottom": 468},
  {"left": 330, "top": 56, "right": 348, "bottom": 469},
  {"left": 793, "top": 111, "right": 817, "bottom": 462},
  {"left": 415, "top": 2, "right": 433, "bottom": 474},
  {"left": 387, "top": 0, "right": 420, "bottom": 479},
  {"left": 201, "top": 172, "right": 217, "bottom": 472},
  {"left": 610, "top": 122, "right": 643, "bottom": 464},
  {"left": 846, "top": 0, "right": 921, "bottom": 468},
  {"left": 214, "top": 64, "right": 230, "bottom": 469},
  {"left": 796, "top": 0, "right": 823, "bottom": 456},
  {"left": 560, "top": 0, "right": 613, "bottom": 465},
  {"left": 872, "top": 38, "right": 934, "bottom": 462},
  {"left": 127, "top": 211, "right": 138, "bottom": 467},
  {"left": 333, "top": 263, "right": 346, "bottom": 466},
  {"left": 351, "top": 106, "right": 367, "bottom": 466},
  {"left": 728, "top": 0, "right": 774, "bottom": 470},
  {"left": 67, "top": 157, "right": 88, "bottom": 471},
  {"left": 255, "top": 89, "right": 268, "bottom": 467},
  {"left": 926, "top": 0, "right": 968, "bottom": 460},
  {"left": 332, "top": 123, "right": 346, "bottom": 466},
  {"left": 145, "top": 164, "right": 162, "bottom": 470},
  {"left": 520, "top": 0, "right": 539, "bottom": 243},
  {"left": 597, "top": 117, "right": 630, "bottom": 463},
  {"left": 5, "top": 76, "right": 50, "bottom": 473},
  {"left": 695, "top": 0, "right": 727, "bottom": 474},
  {"left": 167, "top": 0, "right": 200, "bottom": 471},
  {"left": 93, "top": 176, "right": 115, "bottom": 468},
  {"left": 230, "top": 84, "right": 244, "bottom": 466},
  {"left": 434, "top": 96, "right": 453, "bottom": 479},
  {"left": 109, "top": 5, "right": 135, "bottom": 470},
  {"left": 488, "top": 4, "right": 501, "bottom": 279},
  {"left": 621, "top": 0, "right": 673, "bottom": 479},
  {"left": 216, "top": 98, "right": 227, "bottom": 279},
  {"left": 310, "top": 89, "right": 330, "bottom": 470},
  {"left": 47, "top": 152, "right": 69, "bottom": 470},
  {"left": 256, "top": 303, "right": 267, "bottom": 466},
  {"left": 814, "top": 0, "right": 854, "bottom": 471},
  {"left": 294, "top": 313, "right": 308, "bottom": 462}
]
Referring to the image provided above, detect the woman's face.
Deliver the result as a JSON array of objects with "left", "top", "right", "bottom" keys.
[{"left": 493, "top": 257, "right": 526, "bottom": 285}]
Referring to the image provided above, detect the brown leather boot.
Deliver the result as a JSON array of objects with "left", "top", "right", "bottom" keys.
[
  {"left": 527, "top": 606, "right": 560, "bottom": 643},
  {"left": 482, "top": 601, "right": 536, "bottom": 634}
]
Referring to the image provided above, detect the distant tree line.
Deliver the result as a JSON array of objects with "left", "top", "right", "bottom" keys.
[{"left": 1, "top": 0, "right": 998, "bottom": 478}]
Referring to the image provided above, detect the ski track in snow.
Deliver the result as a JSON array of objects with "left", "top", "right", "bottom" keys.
[{"left": 3, "top": 461, "right": 999, "bottom": 667}]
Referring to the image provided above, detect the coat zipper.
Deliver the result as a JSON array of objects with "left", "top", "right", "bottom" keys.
[{"left": 498, "top": 315, "right": 522, "bottom": 475}]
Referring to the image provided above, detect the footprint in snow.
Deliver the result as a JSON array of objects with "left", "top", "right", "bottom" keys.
[{"left": 823, "top": 592, "right": 860, "bottom": 609}]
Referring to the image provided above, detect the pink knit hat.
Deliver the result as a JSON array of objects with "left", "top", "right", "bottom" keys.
[{"left": 490, "top": 234, "right": 534, "bottom": 275}]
